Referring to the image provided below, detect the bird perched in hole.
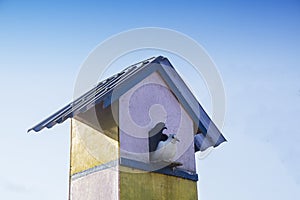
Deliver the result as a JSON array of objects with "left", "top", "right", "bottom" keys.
[
  {"left": 149, "top": 122, "right": 169, "bottom": 153},
  {"left": 151, "top": 133, "right": 180, "bottom": 163}
]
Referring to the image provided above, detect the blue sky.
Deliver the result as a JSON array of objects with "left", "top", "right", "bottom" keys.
[{"left": 0, "top": 0, "right": 300, "bottom": 199}]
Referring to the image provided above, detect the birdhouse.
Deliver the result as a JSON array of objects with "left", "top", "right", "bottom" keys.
[{"left": 28, "top": 56, "right": 226, "bottom": 200}]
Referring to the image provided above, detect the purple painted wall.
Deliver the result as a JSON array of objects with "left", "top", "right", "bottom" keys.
[{"left": 119, "top": 72, "right": 196, "bottom": 172}]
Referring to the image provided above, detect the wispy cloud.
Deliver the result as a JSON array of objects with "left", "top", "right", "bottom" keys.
[{"left": 0, "top": 178, "right": 31, "bottom": 195}]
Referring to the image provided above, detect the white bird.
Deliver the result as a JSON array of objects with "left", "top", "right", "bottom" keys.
[{"left": 151, "top": 134, "right": 180, "bottom": 163}]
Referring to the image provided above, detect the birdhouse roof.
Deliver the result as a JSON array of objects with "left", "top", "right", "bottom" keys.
[{"left": 28, "top": 56, "right": 226, "bottom": 149}]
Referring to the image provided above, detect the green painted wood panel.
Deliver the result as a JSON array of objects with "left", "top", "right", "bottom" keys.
[{"left": 120, "top": 168, "right": 197, "bottom": 200}]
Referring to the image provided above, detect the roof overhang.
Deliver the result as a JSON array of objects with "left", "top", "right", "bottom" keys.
[{"left": 28, "top": 56, "right": 226, "bottom": 150}]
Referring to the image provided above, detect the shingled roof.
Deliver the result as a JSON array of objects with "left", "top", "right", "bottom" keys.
[{"left": 28, "top": 56, "right": 226, "bottom": 150}]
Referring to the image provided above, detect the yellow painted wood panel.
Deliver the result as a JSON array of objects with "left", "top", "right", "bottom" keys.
[
  {"left": 120, "top": 167, "right": 197, "bottom": 200},
  {"left": 71, "top": 119, "right": 119, "bottom": 175}
]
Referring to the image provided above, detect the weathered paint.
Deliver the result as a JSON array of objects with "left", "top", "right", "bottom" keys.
[
  {"left": 71, "top": 119, "right": 119, "bottom": 175},
  {"left": 71, "top": 166, "right": 119, "bottom": 200},
  {"left": 120, "top": 167, "right": 197, "bottom": 200},
  {"left": 119, "top": 72, "right": 196, "bottom": 172}
]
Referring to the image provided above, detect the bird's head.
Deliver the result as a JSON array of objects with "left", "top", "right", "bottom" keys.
[
  {"left": 158, "top": 124, "right": 167, "bottom": 134},
  {"left": 170, "top": 134, "right": 180, "bottom": 143},
  {"left": 155, "top": 122, "right": 167, "bottom": 133}
]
